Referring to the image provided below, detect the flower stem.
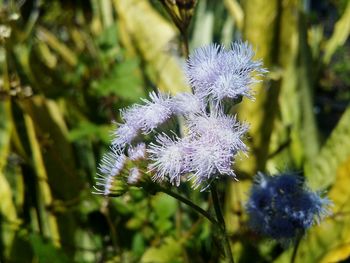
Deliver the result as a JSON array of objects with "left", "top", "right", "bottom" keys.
[
  {"left": 290, "top": 234, "right": 302, "bottom": 263},
  {"left": 210, "top": 183, "right": 234, "bottom": 263},
  {"left": 157, "top": 186, "right": 218, "bottom": 225}
]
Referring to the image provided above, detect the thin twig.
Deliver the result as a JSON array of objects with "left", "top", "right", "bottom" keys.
[
  {"left": 210, "top": 183, "right": 234, "bottom": 263},
  {"left": 290, "top": 234, "right": 302, "bottom": 263},
  {"left": 157, "top": 186, "right": 218, "bottom": 225}
]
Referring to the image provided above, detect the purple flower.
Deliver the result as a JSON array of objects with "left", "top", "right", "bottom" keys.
[
  {"left": 186, "top": 41, "right": 265, "bottom": 102},
  {"left": 186, "top": 44, "right": 223, "bottom": 92},
  {"left": 112, "top": 92, "right": 173, "bottom": 147},
  {"left": 112, "top": 123, "right": 139, "bottom": 147},
  {"left": 130, "top": 91, "right": 173, "bottom": 134},
  {"left": 208, "top": 72, "right": 253, "bottom": 101},
  {"left": 128, "top": 167, "right": 142, "bottom": 185},
  {"left": 246, "top": 172, "right": 332, "bottom": 244},
  {"left": 147, "top": 133, "right": 190, "bottom": 186},
  {"left": 127, "top": 143, "right": 147, "bottom": 161},
  {"left": 93, "top": 147, "right": 127, "bottom": 195},
  {"left": 188, "top": 139, "right": 236, "bottom": 189},
  {"left": 187, "top": 108, "right": 248, "bottom": 153},
  {"left": 95, "top": 40, "right": 267, "bottom": 193},
  {"left": 171, "top": 92, "right": 205, "bottom": 116}
]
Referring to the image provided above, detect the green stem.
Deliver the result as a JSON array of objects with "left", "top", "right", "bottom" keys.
[
  {"left": 157, "top": 186, "right": 218, "bottom": 226},
  {"left": 290, "top": 234, "right": 302, "bottom": 263},
  {"left": 210, "top": 183, "right": 234, "bottom": 263},
  {"left": 180, "top": 27, "right": 189, "bottom": 58}
]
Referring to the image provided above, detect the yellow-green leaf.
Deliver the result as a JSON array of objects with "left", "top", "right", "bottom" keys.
[
  {"left": 323, "top": 1, "right": 350, "bottom": 64},
  {"left": 141, "top": 237, "right": 183, "bottom": 263},
  {"left": 224, "top": 0, "right": 244, "bottom": 31},
  {"left": 23, "top": 112, "right": 60, "bottom": 245},
  {"left": 306, "top": 107, "right": 350, "bottom": 190},
  {"left": 113, "top": 0, "right": 190, "bottom": 94}
]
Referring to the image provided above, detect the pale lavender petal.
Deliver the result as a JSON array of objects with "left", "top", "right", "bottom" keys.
[
  {"left": 93, "top": 147, "right": 126, "bottom": 195},
  {"left": 127, "top": 143, "right": 147, "bottom": 161},
  {"left": 147, "top": 133, "right": 189, "bottom": 186},
  {"left": 171, "top": 92, "right": 205, "bottom": 116}
]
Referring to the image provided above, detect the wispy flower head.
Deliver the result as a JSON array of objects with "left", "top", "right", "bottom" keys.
[
  {"left": 137, "top": 92, "right": 173, "bottom": 133},
  {"left": 93, "top": 147, "right": 127, "bottom": 195},
  {"left": 188, "top": 139, "right": 236, "bottom": 190},
  {"left": 187, "top": 108, "right": 248, "bottom": 153},
  {"left": 147, "top": 133, "right": 189, "bottom": 186},
  {"left": 208, "top": 73, "right": 253, "bottom": 101},
  {"left": 112, "top": 92, "right": 172, "bottom": 147},
  {"left": 227, "top": 41, "right": 265, "bottom": 75},
  {"left": 128, "top": 167, "right": 142, "bottom": 185},
  {"left": 95, "top": 40, "right": 266, "bottom": 193},
  {"left": 127, "top": 143, "right": 147, "bottom": 161},
  {"left": 185, "top": 43, "right": 223, "bottom": 91},
  {"left": 171, "top": 92, "right": 205, "bottom": 116},
  {"left": 246, "top": 172, "right": 332, "bottom": 244},
  {"left": 187, "top": 41, "right": 265, "bottom": 102},
  {"left": 112, "top": 123, "right": 139, "bottom": 147}
]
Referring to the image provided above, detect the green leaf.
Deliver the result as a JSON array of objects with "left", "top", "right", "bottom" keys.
[
  {"left": 29, "top": 234, "right": 70, "bottom": 263},
  {"left": 114, "top": 0, "right": 190, "bottom": 94},
  {"left": 36, "top": 26, "right": 78, "bottom": 67},
  {"left": 0, "top": 100, "right": 20, "bottom": 259},
  {"left": 132, "top": 233, "right": 146, "bottom": 257},
  {"left": 20, "top": 96, "right": 84, "bottom": 201},
  {"left": 141, "top": 237, "right": 183, "bottom": 263},
  {"left": 224, "top": 0, "right": 244, "bottom": 31},
  {"left": 306, "top": 107, "right": 350, "bottom": 190},
  {"left": 97, "top": 23, "right": 119, "bottom": 49},
  {"left": 91, "top": 58, "right": 145, "bottom": 101},
  {"left": 68, "top": 121, "right": 110, "bottom": 144},
  {"left": 23, "top": 112, "right": 60, "bottom": 243},
  {"left": 151, "top": 193, "right": 177, "bottom": 220},
  {"left": 323, "top": 1, "right": 350, "bottom": 64},
  {"left": 191, "top": 0, "right": 214, "bottom": 47}
]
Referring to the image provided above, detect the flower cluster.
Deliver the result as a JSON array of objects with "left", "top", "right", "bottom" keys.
[
  {"left": 246, "top": 172, "right": 331, "bottom": 244},
  {"left": 93, "top": 41, "right": 265, "bottom": 194}
]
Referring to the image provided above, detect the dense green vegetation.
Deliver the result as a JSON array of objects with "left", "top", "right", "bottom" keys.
[{"left": 0, "top": 0, "right": 349, "bottom": 262}]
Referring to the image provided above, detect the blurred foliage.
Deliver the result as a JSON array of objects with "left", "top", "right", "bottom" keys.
[{"left": 0, "top": 0, "right": 349, "bottom": 262}]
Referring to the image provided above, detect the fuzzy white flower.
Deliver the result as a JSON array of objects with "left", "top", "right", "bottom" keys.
[
  {"left": 128, "top": 167, "right": 142, "bottom": 185},
  {"left": 208, "top": 73, "right": 253, "bottom": 101},
  {"left": 122, "top": 92, "right": 173, "bottom": 134},
  {"left": 112, "top": 92, "right": 173, "bottom": 147},
  {"left": 188, "top": 139, "right": 236, "bottom": 189},
  {"left": 187, "top": 109, "right": 248, "bottom": 153},
  {"left": 93, "top": 147, "right": 126, "bottom": 195},
  {"left": 147, "top": 133, "right": 189, "bottom": 186},
  {"left": 185, "top": 44, "right": 223, "bottom": 91},
  {"left": 127, "top": 143, "right": 147, "bottom": 160},
  {"left": 186, "top": 41, "right": 266, "bottom": 102},
  {"left": 171, "top": 92, "right": 205, "bottom": 116},
  {"left": 112, "top": 123, "right": 139, "bottom": 147}
]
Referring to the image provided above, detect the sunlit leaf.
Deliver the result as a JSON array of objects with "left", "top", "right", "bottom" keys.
[
  {"left": 91, "top": 57, "right": 145, "bottom": 101},
  {"left": 68, "top": 121, "right": 110, "bottom": 143},
  {"left": 36, "top": 26, "right": 78, "bottom": 67},
  {"left": 306, "top": 107, "right": 350, "bottom": 190},
  {"left": 323, "top": 1, "right": 350, "bottom": 64},
  {"left": 23, "top": 112, "right": 60, "bottom": 243},
  {"left": 114, "top": 0, "right": 190, "bottom": 94},
  {"left": 0, "top": 98, "right": 20, "bottom": 259},
  {"left": 224, "top": 0, "right": 244, "bottom": 31},
  {"left": 141, "top": 237, "right": 183, "bottom": 263}
]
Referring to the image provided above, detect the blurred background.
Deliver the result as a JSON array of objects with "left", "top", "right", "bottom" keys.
[{"left": 0, "top": 0, "right": 349, "bottom": 262}]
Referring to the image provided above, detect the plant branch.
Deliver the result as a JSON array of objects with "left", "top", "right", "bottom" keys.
[
  {"left": 157, "top": 186, "right": 218, "bottom": 225},
  {"left": 291, "top": 234, "right": 302, "bottom": 263},
  {"left": 210, "top": 183, "right": 234, "bottom": 263}
]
